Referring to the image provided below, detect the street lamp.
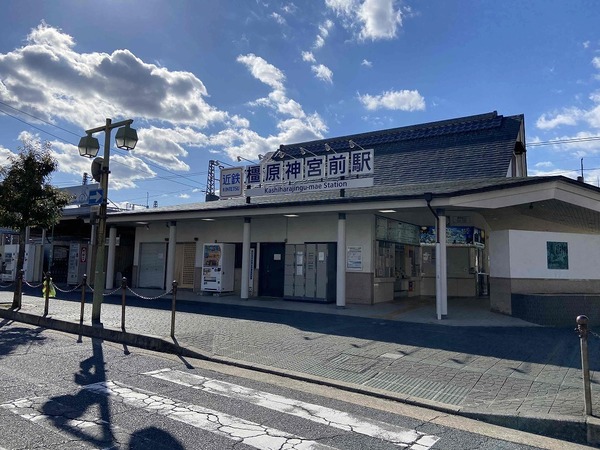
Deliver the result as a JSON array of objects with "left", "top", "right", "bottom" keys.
[
  {"left": 324, "top": 143, "right": 337, "bottom": 154},
  {"left": 78, "top": 118, "right": 138, "bottom": 323},
  {"left": 236, "top": 155, "right": 259, "bottom": 164},
  {"left": 299, "top": 147, "right": 318, "bottom": 156},
  {"left": 348, "top": 139, "right": 366, "bottom": 151}
]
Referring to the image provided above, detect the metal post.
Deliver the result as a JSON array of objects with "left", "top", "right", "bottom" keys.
[
  {"left": 15, "top": 269, "right": 23, "bottom": 309},
  {"left": 170, "top": 280, "right": 178, "bottom": 338},
  {"left": 43, "top": 272, "right": 51, "bottom": 316},
  {"left": 576, "top": 315, "right": 593, "bottom": 415},
  {"left": 91, "top": 119, "right": 112, "bottom": 323},
  {"left": 79, "top": 274, "right": 87, "bottom": 324},
  {"left": 121, "top": 277, "right": 127, "bottom": 331}
]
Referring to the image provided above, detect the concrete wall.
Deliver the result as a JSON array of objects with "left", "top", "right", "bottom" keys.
[{"left": 490, "top": 230, "right": 600, "bottom": 314}]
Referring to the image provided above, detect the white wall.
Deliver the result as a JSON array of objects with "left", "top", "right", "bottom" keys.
[
  {"left": 489, "top": 230, "right": 510, "bottom": 278},
  {"left": 491, "top": 229, "right": 600, "bottom": 279},
  {"left": 133, "top": 212, "right": 375, "bottom": 273}
]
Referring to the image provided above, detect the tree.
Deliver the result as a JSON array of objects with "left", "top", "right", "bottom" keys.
[{"left": 0, "top": 140, "right": 71, "bottom": 309}]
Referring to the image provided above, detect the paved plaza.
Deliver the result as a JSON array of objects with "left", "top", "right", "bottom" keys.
[{"left": 1, "top": 285, "right": 598, "bottom": 444}]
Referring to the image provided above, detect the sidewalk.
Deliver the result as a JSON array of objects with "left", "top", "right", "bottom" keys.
[{"left": 1, "top": 286, "right": 599, "bottom": 445}]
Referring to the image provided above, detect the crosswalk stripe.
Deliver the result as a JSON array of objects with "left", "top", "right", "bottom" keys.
[
  {"left": 83, "top": 380, "right": 338, "bottom": 450},
  {"left": 1, "top": 397, "right": 119, "bottom": 450},
  {"left": 145, "top": 368, "right": 440, "bottom": 449}
]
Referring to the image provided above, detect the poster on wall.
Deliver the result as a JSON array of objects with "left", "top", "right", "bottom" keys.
[
  {"left": 346, "top": 246, "right": 363, "bottom": 270},
  {"left": 547, "top": 241, "right": 568, "bottom": 269}
]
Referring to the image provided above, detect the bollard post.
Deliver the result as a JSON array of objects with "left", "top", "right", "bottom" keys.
[
  {"left": 121, "top": 277, "right": 127, "bottom": 331},
  {"left": 43, "top": 272, "right": 51, "bottom": 316},
  {"left": 79, "top": 274, "right": 87, "bottom": 324},
  {"left": 170, "top": 280, "right": 178, "bottom": 338},
  {"left": 576, "top": 315, "right": 593, "bottom": 416},
  {"left": 16, "top": 269, "right": 24, "bottom": 309}
]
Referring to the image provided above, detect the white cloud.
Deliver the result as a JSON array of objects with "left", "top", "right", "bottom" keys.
[
  {"left": 0, "top": 22, "right": 227, "bottom": 131},
  {"left": 0, "top": 23, "right": 328, "bottom": 191},
  {"left": 593, "top": 56, "right": 600, "bottom": 70},
  {"left": 536, "top": 109, "right": 582, "bottom": 130},
  {"left": 281, "top": 3, "right": 298, "bottom": 14},
  {"left": 358, "top": 89, "right": 425, "bottom": 111},
  {"left": 358, "top": 0, "right": 403, "bottom": 40},
  {"left": 311, "top": 64, "right": 334, "bottom": 84},
  {"left": 271, "top": 12, "right": 286, "bottom": 25},
  {"left": 302, "top": 51, "right": 316, "bottom": 63},
  {"left": 583, "top": 41, "right": 591, "bottom": 49},
  {"left": 361, "top": 59, "right": 373, "bottom": 67},
  {"left": 236, "top": 53, "right": 286, "bottom": 90},
  {"left": 313, "top": 19, "right": 334, "bottom": 49},
  {"left": 326, "top": 0, "right": 403, "bottom": 41}
]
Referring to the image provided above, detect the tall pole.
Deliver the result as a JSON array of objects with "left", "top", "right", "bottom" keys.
[{"left": 91, "top": 118, "right": 112, "bottom": 323}]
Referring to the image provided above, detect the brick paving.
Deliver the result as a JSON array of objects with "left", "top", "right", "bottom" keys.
[{"left": 1, "top": 286, "right": 599, "bottom": 442}]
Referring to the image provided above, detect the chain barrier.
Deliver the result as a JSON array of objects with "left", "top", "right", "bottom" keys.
[
  {"left": 0, "top": 280, "right": 14, "bottom": 289},
  {"left": 24, "top": 280, "right": 43, "bottom": 289},
  {"left": 52, "top": 282, "right": 83, "bottom": 294},
  {"left": 126, "top": 286, "right": 173, "bottom": 300},
  {"left": 103, "top": 286, "right": 122, "bottom": 297},
  {"left": 589, "top": 329, "right": 600, "bottom": 340},
  {"left": 85, "top": 282, "right": 95, "bottom": 293}
]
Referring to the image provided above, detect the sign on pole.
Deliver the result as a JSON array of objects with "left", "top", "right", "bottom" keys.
[
  {"left": 88, "top": 189, "right": 104, "bottom": 205},
  {"left": 60, "top": 184, "right": 100, "bottom": 206}
]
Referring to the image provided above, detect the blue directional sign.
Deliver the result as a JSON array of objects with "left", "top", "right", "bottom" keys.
[{"left": 88, "top": 189, "right": 104, "bottom": 205}]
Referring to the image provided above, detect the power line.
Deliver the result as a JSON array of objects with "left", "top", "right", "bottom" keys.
[
  {"left": 529, "top": 136, "right": 600, "bottom": 146},
  {"left": 0, "top": 101, "right": 209, "bottom": 190}
]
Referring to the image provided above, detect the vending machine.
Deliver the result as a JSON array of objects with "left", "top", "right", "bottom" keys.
[{"left": 201, "top": 243, "right": 235, "bottom": 293}]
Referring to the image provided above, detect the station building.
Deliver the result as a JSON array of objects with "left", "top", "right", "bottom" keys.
[{"left": 51, "top": 111, "right": 600, "bottom": 325}]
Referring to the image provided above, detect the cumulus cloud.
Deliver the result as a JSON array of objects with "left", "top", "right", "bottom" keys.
[
  {"left": 361, "top": 59, "right": 373, "bottom": 67},
  {"left": 326, "top": 0, "right": 403, "bottom": 41},
  {"left": 536, "top": 57, "right": 600, "bottom": 131},
  {"left": 302, "top": 51, "right": 316, "bottom": 63},
  {"left": 311, "top": 64, "right": 334, "bottom": 84},
  {"left": 0, "top": 23, "right": 328, "bottom": 194},
  {"left": 536, "top": 109, "right": 582, "bottom": 130},
  {"left": 237, "top": 53, "right": 286, "bottom": 91},
  {"left": 0, "top": 22, "right": 227, "bottom": 130},
  {"left": 358, "top": 89, "right": 425, "bottom": 111}
]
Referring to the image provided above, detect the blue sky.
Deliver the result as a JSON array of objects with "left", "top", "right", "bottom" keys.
[{"left": 1, "top": 0, "right": 600, "bottom": 208}]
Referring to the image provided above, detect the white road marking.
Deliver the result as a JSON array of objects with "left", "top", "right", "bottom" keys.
[
  {"left": 83, "top": 380, "right": 337, "bottom": 450},
  {"left": 145, "top": 368, "right": 440, "bottom": 449}
]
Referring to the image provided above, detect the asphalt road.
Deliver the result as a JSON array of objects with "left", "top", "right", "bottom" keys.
[{"left": 0, "top": 320, "right": 584, "bottom": 450}]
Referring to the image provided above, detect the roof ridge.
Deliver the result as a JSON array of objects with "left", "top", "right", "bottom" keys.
[{"left": 283, "top": 111, "right": 508, "bottom": 150}]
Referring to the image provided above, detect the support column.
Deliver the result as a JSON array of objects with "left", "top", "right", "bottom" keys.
[
  {"left": 241, "top": 218, "right": 251, "bottom": 300},
  {"left": 106, "top": 227, "right": 117, "bottom": 289},
  {"left": 166, "top": 221, "right": 177, "bottom": 289},
  {"left": 439, "top": 212, "right": 448, "bottom": 317},
  {"left": 336, "top": 213, "right": 346, "bottom": 308}
]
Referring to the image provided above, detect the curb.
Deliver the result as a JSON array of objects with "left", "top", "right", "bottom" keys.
[{"left": 0, "top": 307, "right": 593, "bottom": 446}]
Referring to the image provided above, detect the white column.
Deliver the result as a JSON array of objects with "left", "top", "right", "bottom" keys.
[
  {"left": 241, "top": 218, "right": 251, "bottom": 300},
  {"left": 439, "top": 213, "right": 448, "bottom": 317},
  {"left": 106, "top": 226, "right": 117, "bottom": 289},
  {"left": 336, "top": 213, "right": 346, "bottom": 308},
  {"left": 435, "top": 241, "right": 442, "bottom": 320},
  {"left": 166, "top": 221, "right": 177, "bottom": 289}
]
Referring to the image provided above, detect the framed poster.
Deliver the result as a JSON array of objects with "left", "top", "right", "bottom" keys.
[
  {"left": 547, "top": 241, "right": 568, "bottom": 269},
  {"left": 346, "top": 246, "right": 363, "bottom": 270}
]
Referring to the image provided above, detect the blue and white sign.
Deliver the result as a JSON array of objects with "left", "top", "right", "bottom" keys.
[
  {"left": 220, "top": 167, "right": 244, "bottom": 198},
  {"left": 88, "top": 189, "right": 104, "bottom": 205},
  {"left": 60, "top": 184, "right": 100, "bottom": 206},
  {"left": 238, "top": 147, "right": 375, "bottom": 197}
]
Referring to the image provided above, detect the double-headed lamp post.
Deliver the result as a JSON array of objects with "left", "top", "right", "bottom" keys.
[{"left": 78, "top": 118, "right": 138, "bottom": 323}]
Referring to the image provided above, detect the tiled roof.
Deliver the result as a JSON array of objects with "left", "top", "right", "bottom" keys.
[
  {"left": 110, "top": 111, "right": 531, "bottom": 219},
  {"left": 280, "top": 111, "right": 523, "bottom": 185}
]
